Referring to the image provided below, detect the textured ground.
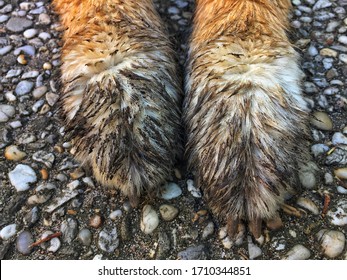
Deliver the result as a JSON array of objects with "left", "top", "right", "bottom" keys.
[{"left": 0, "top": 0, "right": 347, "bottom": 260}]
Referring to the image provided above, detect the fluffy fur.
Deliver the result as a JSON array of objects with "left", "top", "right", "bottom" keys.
[
  {"left": 53, "top": 0, "right": 182, "bottom": 206},
  {"left": 184, "top": 0, "right": 309, "bottom": 236}
]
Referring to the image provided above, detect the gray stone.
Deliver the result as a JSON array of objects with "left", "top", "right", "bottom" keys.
[
  {"left": 16, "top": 231, "right": 33, "bottom": 255},
  {"left": 0, "top": 45, "right": 12, "bottom": 55},
  {"left": 60, "top": 218, "right": 78, "bottom": 244},
  {"left": 6, "top": 17, "right": 33, "bottom": 32},
  {"left": 0, "top": 104, "right": 15, "bottom": 122},
  {"left": 177, "top": 245, "right": 206, "bottom": 260},
  {"left": 15, "top": 81, "right": 34, "bottom": 96}
]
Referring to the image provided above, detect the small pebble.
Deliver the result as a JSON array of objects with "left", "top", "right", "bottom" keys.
[
  {"left": 23, "top": 206, "right": 39, "bottom": 227},
  {"left": 298, "top": 162, "right": 319, "bottom": 189},
  {"left": 38, "top": 13, "right": 51, "bottom": 25},
  {"left": 310, "top": 111, "right": 333, "bottom": 131},
  {"left": 78, "top": 228, "right": 92, "bottom": 246},
  {"left": 32, "top": 86, "right": 47, "bottom": 99},
  {"left": 15, "top": 81, "right": 34, "bottom": 96},
  {"left": 0, "top": 45, "right": 12, "bottom": 56},
  {"left": 221, "top": 236, "right": 233, "bottom": 249},
  {"left": 177, "top": 245, "right": 206, "bottom": 260},
  {"left": 334, "top": 168, "right": 347, "bottom": 179},
  {"left": 6, "top": 69, "right": 22, "bottom": 78},
  {"left": 17, "top": 54, "right": 27, "bottom": 65},
  {"left": 311, "top": 144, "right": 329, "bottom": 157},
  {"left": 332, "top": 132, "right": 347, "bottom": 145},
  {"left": 43, "top": 62, "right": 52, "bottom": 70},
  {"left": 141, "top": 205, "right": 159, "bottom": 234},
  {"left": 40, "top": 169, "right": 49, "bottom": 180},
  {"left": 35, "top": 182, "right": 56, "bottom": 192},
  {"left": 0, "top": 104, "right": 15, "bottom": 122},
  {"left": 161, "top": 182, "right": 182, "bottom": 200},
  {"left": 187, "top": 179, "right": 202, "bottom": 198},
  {"left": 5, "top": 91, "right": 18, "bottom": 102},
  {"left": 47, "top": 236, "right": 61, "bottom": 253},
  {"left": 27, "top": 193, "right": 51, "bottom": 205},
  {"left": 337, "top": 186, "right": 347, "bottom": 194},
  {"left": 202, "top": 222, "right": 214, "bottom": 240},
  {"left": 98, "top": 227, "right": 119, "bottom": 253},
  {"left": 159, "top": 204, "right": 179, "bottom": 221},
  {"left": 89, "top": 214, "right": 103, "bottom": 228},
  {"left": 109, "top": 210, "right": 122, "bottom": 220},
  {"left": 248, "top": 236, "right": 262, "bottom": 259},
  {"left": 16, "top": 231, "right": 33, "bottom": 256},
  {"left": 23, "top": 28, "right": 38, "bottom": 39},
  {"left": 327, "top": 199, "right": 347, "bottom": 226},
  {"left": 316, "top": 229, "right": 345, "bottom": 258},
  {"left": 67, "top": 180, "right": 81, "bottom": 190},
  {"left": 46, "top": 92, "right": 59, "bottom": 106},
  {"left": 4, "top": 145, "right": 26, "bottom": 161},
  {"left": 22, "top": 71, "right": 39, "bottom": 79},
  {"left": 32, "top": 151, "right": 55, "bottom": 168},
  {"left": 6, "top": 17, "right": 33, "bottom": 32},
  {"left": 45, "top": 190, "right": 80, "bottom": 214},
  {"left": 283, "top": 244, "right": 311, "bottom": 260},
  {"left": 8, "top": 164, "right": 37, "bottom": 191},
  {"left": 320, "top": 48, "right": 338, "bottom": 57},
  {"left": 82, "top": 177, "right": 95, "bottom": 187},
  {"left": 0, "top": 224, "right": 17, "bottom": 240},
  {"left": 60, "top": 218, "right": 78, "bottom": 244},
  {"left": 14, "top": 45, "right": 36, "bottom": 56},
  {"left": 296, "top": 197, "right": 319, "bottom": 215}
]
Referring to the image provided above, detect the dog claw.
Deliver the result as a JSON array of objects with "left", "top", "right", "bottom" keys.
[
  {"left": 266, "top": 214, "right": 283, "bottom": 231},
  {"left": 248, "top": 218, "right": 262, "bottom": 239},
  {"left": 227, "top": 217, "right": 240, "bottom": 238},
  {"left": 281, "top": 203, "right": 302, "bottom": 218}
]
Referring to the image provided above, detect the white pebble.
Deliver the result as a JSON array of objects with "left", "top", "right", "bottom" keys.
[
  {"left": 248, "top": 236, "right": 262, "bottom": 259},
  {"left": 316, "top": 229, "right": 345, "bottom": 258},
  {"left": 9, "top": 164, "right": 37, "bottom": 191},
  {"left": 98, "top": 228, "right": 119, "bottom": 253},
  {"left": 0, "top": 104, "right": 15, "bottom": 122},
  {"left": 187, "top": 179, "right": 202, "bottom": 198},
  {"left": 47, "top": 237, "right": 61, "bottom": 253},
  {"left": 140, "top": 205, "right": 159, "bottom": 234},
  {"left": 202, "top": 222, "right": 214, "bottom": 240},
  {"left": 0, "top": 224, "right": 17, "bottom": 240},
  {"left": 9, "top": 121, "right": 22, "bottom": 129},
  {"left": 337, "top": 186, "right": 347, "bottom": 194},
  {"left": 5, "top": 91, "right": 16, "bottom": 102},
  {"left": 338, "top": 35, "right": 347, "bottom": 45},
  {"left": 283, "top": 244, "right": 311, "bottom": 260},
  {"left": 109, "top": 210, "right": 122, "bottom": 220},
  {"left": 339, "top": 54, "right": 347, "bottom": 64},
  {"left": 221, "top": 236, "right": 233, "bottom": 249},
  {"left": 332, "top": 132, "right": 347, "bottom": 145},
  {"left": 23, "top": 28, "right": 38, "bottom": 39},
  {"left": 161, "top": 182, "right": 182, "bottom": 200},
  {"left": 327, "top": 199, "right": 347, "bottom": 226}
]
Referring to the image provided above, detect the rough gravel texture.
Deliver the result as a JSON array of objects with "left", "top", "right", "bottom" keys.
[{"left": 0, "top": 0, "right": 347, "bottom": 260}]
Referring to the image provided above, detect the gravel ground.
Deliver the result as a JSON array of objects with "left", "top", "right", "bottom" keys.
[{"left": 0, "top": 0, "right": 347, "bottom": 260}]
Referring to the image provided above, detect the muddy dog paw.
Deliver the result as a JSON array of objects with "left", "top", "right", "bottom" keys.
[
  {"left": 54, "top": 0, "right": 182, "bottom": 206},
  {"left": 184, "top": 0, "right": 310, "bottom": 239}
]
